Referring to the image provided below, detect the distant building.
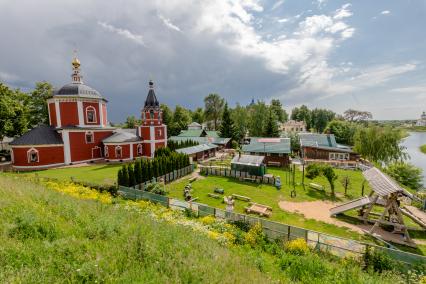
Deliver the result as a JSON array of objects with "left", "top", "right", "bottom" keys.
[
  {"left": 416, "top": 111, "right": 426, "bottom": 126},
  {"left": 176, "top": 143, "right": 218, "bottom": 162},
  {"left": 241, "top": 137, "right": 290, "bottom": 167},
  {"left": 187, "top": 122, "right": 202, "bottom": 130},
  {"left": 170, "top": 128, "right": 231, "bottom": 149},
  {"left": 299, "top": 133, "right": 359, "bottom": 163},
  {"left": 281, "top": 120, "right": 307, "bottom": 133},
  {"left": 231, "top": 154, "right": 266, "bottom": 176}
]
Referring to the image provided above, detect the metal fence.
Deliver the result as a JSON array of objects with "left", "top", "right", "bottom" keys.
[
  {"left": 118, "top": 185, "right": 426, "bottom": 266},
  {"left": 133, "top": 165, "right": 194, "bottom": 190},
  {"left": 199, "top": 166, "right": 277, "bottom": 185}
]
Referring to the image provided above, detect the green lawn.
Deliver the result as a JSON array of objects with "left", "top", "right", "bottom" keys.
[
  {"left": 420, "top": 144, "right": 426, "bottom": 154},
  {"left": 12, "top": 164, "right": 122, "bottom": 185}
]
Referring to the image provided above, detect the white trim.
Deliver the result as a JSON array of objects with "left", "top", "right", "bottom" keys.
[
  {"left": 150, "top": 126, "right": 155, "bottom": 158},
  {"left": 10, "top": 149, "right": 14, "bottom": 163},
  {"left": 85, "top": 131, "right": 94, "bottom": 143},
  {"left": 99, "top": 102, "right": 104, "bottom": 126},
  {"left": 62, "top": 131, "right": 71, "bottom": 164},
  {"left": 56, "top": 128, "right": 114, "bottom": 133},
  {"left": 11, "top": 144, "right": 64, "bottom": 148},
  {"left": 115, "top": 145, "right": 122, "bottom": 158},
  {"left": 91, "top": 146, "right": 101, "bottom": 159},
  {"left": 85, "top": 106, "right": 97, "bottom": 123},
  {"left": 47, "top": 102, "right": 52, "bottom": 125},
  {"left": 55, "top": 100, "right": 61, "bottom": 127},
  {"left": 13, "top": 162, "right": 65, "bottom": 170},
  {"left": 103, "top": 141, "right": 142, "bottom": 146},
  {"left": 130, "top": 142, "right": 133, "bottom": 159},
  {"left": 77, "top": 101, "right": 84, "bottom": 126},
  {"left": 137, "top": 143, "right": 143, "bottom": 155},
  {"left": 27, "top": 148, "right": 39, "bottom": 163},
  {"left": 104, "top": 145, "right": 109, "bottom": 158}
]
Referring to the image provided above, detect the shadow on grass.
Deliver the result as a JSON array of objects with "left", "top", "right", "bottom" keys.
[{"left": 90, "top": 164, "right": 122, "bottom": 171}]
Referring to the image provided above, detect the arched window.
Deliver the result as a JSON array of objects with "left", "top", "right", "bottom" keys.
[
  {"left": 86, "top": 106, "right": 97, "bottom": 123},
  {"left": 85, "top": 131, "right": 94, "bottom": 143},
  {"left": 137, "top": 144, "right": 143, "bottom": 155},
  {"left": 27, "top": 148, "right": 39, "bottom": 163},
  {"left": 104, "top": 145, "right": 109, "bottom": 157},
  {"left": 115, "top": 146, "right": 122, "bottom": 158},
  {"left": 150, "top": 110, "right": 154, "bottom": 119}
]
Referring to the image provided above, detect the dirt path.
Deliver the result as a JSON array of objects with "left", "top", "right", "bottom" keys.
[{"left": 278, "top": 200, "right": 425, "bottom": 246}]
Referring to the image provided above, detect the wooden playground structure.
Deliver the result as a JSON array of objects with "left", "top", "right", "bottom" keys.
[{"left": 330, "top": 167, "right": 426, "bottom": 246}]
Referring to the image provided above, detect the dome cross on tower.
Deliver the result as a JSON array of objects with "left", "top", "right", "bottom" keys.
[{"left": 71, "top": 50, "right": 83, "bottom": 84}]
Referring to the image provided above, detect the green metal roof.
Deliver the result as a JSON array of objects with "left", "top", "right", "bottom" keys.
[
  {"left": 299, "top": 133, "right": 353, "bottom": 152},
  {"left": 177, "top": 129, "right": 219, "bottom": 138},
  {"left": 206, "top": 131, "right": 219, "bottom": 138},
  {"left": 242, "top": 137, "right": 291, "bottom": 154},
  {"left": 169, "top": 136, "right": 230, "bottom": 145},
  {"left": 175, "top": 143, "right": 218, "bottom": 155},
  {"left": 231, "top": 154, "right": 265, "bottom": 166}
]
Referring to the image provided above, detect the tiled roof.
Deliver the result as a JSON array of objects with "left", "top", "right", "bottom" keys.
[
  {"left": 231, "top": 154, "right": 265, "bottom": 166},
  {"left": 175, "top": 143, "right": 218, "bottom": 155},
  {"left": 10, "top": 125, "right": 63, "bottom": 146},
  {"left": 242, "top": 137, "right": 291, "bottom": 154}
]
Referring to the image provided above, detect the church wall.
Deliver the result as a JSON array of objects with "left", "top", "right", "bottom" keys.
[
  {"left": 48, "top": 103, "right": 57, "bottom": 127},
  {"left": 12, "top": 146, "right": 64, "bottom": 168},
  {"left": 105, "top": 144, "right": 131, "bottom": 160},
  {"left": 60, "top": 102, "right": 79, "bottom": 126},
  {"left": 82, "top": 101, "right": 100, "bottom": 125},
  {"left": 102, "top": 103, "right": 107, "bottom": 126},
  {"left": 69, "top": 130, "right": 113, "bottom": 162}
]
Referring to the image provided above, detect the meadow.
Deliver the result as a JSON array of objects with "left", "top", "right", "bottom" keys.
[{"left": 0, "top": 174, "right": 418, "bottom": 283}]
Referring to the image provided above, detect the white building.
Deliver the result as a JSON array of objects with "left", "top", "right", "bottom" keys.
[
  {"left": 416, "top": 112, "right": 426, "bottom": 126},
  {"left": 280, "top": 120, "right": 307, "bottom": 133}
]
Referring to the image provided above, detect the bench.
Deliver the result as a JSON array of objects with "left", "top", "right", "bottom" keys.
[
  {"left": 244, "top": 177, "right": 256, "bottom": 183},
  {"left": 188, "top": 177, "right": 197, "bottom": 183},
  {"left": 208, "top": 193, "right": 221, "bottom": 199},
  {"left": 231, "top": 194, "right": 251, "bottom": 202},
  {"left": 309, "top": 183, "right": 324, "bottom": 191},
  {"left": 267, "top": 161, "right": 281, "bottom": 167},
  {"left": 214, "top": 188, "right": 224, "bottom": 194}
]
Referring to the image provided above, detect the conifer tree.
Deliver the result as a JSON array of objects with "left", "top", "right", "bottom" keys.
[
  {"left": 134, "top": 159, "right": 142, "bottom": 184},
  {"left": 219, "top": 103, "right": 235, "bottom": 139},
  {"left": 122, "top": 165, "right": 129, "bottom": 187},
  {"left": 264, "top": 109, "right": 280, "bottom": 137},
  {"left": 128, "top": 164, "right": 136, "bottom": 187},
  {"left": 117, "top": 168, "right": 123, "bottom": 186}
]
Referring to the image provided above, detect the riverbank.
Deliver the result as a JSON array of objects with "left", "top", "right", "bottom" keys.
[{"left": 421, "top": 144, "right": 426, "bottom": 154}]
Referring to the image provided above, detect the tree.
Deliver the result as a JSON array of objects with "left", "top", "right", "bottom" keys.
[
  {"left": 28, "top": 81, "right": 53, "bottom": 126},
  {"left": 117, "top": 169, "right": 123, "bottom": 186},
  {"left": 160, "top": 104, "right": 173, "bottom": 129},
  {"left": 291, "top": 105, "right": 311, "bottom": 129},
  {"left": 128, "top": 164, "right": 136, "bottom": 187},
  {"left": 231, "top": 103, "right": 249, "bottom": 142},
  {"left": 264, "top": 109, "right": 279, "bottom": 137},
  {"left": 122, "top": 165, "right": 129, "bottom": 187},
  {"left": 170, "top": 105, "right": 192, "bottom": 136},
  {"left": 343, "top": 109, "right": 373, "bottom": 122},
  {"left": 0, "top": 83, "right": 29, "bottom": 139},
  {"left": 385, "top": 163, "right": 423, "bottom": 190},
  {"left": 191, "top": 107, "right": 204, "bottom": 124},
  {"left": 353, "top": 126, "right": 407, "bottom": 164},
  {"left": 124, "top": 115, "right": 140, "bottom": 128},
  {"left": 324, "top": 120, "right": 359, "bottom": 146},
  {"left": 248, "top": 101, "right": 268, "bottom": 137},
  {"left": 134, "top": 159, "right": 142, "bottom": 184},
  {"left": 288, "top": 132, "right": 300, "bottom": 153},
  {"left": 219, "top": 103, "right": 235, "bottom": 139},
  {"left": 204, "top": 93, "right": 224, "bottom": 130},
  {"left": 270, "top": 99, "right": 288, "bottom": 123},
  {"left": 310, "top": 108, "right": 335, "bottom": 133},
  {"left": 305, "top": 164, "right": 338, "bottom": 198}
]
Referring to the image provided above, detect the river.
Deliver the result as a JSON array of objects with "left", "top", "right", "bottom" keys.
[{"left": 401, "top": 132, "right": 426, "bottom": 185}]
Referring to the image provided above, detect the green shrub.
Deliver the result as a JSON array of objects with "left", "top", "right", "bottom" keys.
[
  {"left": 385, "top": 162, "right": 423, "bottom": 190},
  {"left": 363, "top": 247, "right": 396, "bottom": 273},
  {"left": 284, "top": 238, "right": 310, "bottom": 256},
  {"left": 9, "top": 213, "right": 57, "bottom": 241},
  {"left": 279, "top": 254, "right": 328, "bottom": 282},
  {"left": 244, "top": 222, "right": 266, "bottom": 247},
  {"left": 305, "top": 164, "right": 321, "bottom": 179}
]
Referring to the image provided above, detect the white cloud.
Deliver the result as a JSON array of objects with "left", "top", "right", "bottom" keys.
[
  {"left": 97, "top": 21, "right": 145, "bottom": 46},
  {"left": 158, "top": 14, "right": 182, "bottom": 32},
  {"left": 381, "top": 10, "right": 391, "bottom": 15},
  {"left": 334, "top": 3, "right": 352, "bottom": 20},
  {"left": 271, "top": 0, "right": 285, "bottom": 10},
  {"left": 277, "top": 18, "right": 289, "bottom": 23}
]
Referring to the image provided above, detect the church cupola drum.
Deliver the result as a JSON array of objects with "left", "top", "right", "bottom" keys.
[{"left": 138, "top": 80, "right": 167, "bottom": 157}]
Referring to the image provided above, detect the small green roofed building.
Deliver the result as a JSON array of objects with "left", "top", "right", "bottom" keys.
[
  {"left": 170, "top": 128, "right": 231, "bottom": 149},
  {"left": 176, "top": 143, "right": 218, "bottom": 162},
  {"left": 299, "top": 133, "right": 359, "bottom": 162},
  {"left": 241, "top": 137, "right": 291, "bottom": 167},
  {"left": 231, "top": 154, "right": 266, "bottom": 176}
]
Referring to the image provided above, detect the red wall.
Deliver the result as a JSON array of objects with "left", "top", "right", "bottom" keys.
[
  {"left": 133, "top": 143, "right": 144, "bottom": 158},
  {"left": 68, "top": 130, "right": 113, "bottom": 162},
  {"left": 60, "top": 102, "right": 79, "bottom": 126},
  {"left": 154, "top": 126, "right": 166, "bottom": 140},
  {"left": 12, "top": 146, "right": 64, "bottom": 167},
  {"left": 105, "top": 144, "right": 130, "bottom": 160},
  {"left": 143, "top": 142, "right": 152, "bottom": 157},
  {"left": 83, "top": 102, "right": 100, "bottom": 125},
  {"left": 102, "top": 103, "right": 107, "bottom": 126},
  {"left": 139, "top": 126, "right": 151, "bottom": 140},
  {"left": 49, "top": 103, "right": 57, "bottom": 127}
]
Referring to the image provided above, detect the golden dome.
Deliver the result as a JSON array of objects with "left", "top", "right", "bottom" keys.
[{"left": 72, "top": 57, "right": 81, "bottom": 69}]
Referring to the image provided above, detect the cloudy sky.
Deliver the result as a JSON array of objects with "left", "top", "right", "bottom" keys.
[{"left": 0, "top": 0, "right": 425, "bottom": 122}]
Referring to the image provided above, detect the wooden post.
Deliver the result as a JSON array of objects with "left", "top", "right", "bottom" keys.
[
  {"left": 362, "top": 195, "right": 379, "bottom": 222},
  {"left": 369, "top": 197, "right": 392, "bottom": 235}
]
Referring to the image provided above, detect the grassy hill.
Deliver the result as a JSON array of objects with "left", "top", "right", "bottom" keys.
[{"left": 0, "top": 175, "right": 419, "bottom": 283}]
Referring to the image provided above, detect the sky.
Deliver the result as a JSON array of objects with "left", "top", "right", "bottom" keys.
[{"left": 0, "top": 0, "right": 425, "bottom": 122}]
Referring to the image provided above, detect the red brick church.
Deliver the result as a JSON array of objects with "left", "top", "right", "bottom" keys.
[{"left": 10, "top": 56, "right": 167, "bottom": 170}]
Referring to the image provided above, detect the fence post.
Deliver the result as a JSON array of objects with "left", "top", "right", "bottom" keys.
[{"left": 287, "top": 226, "right": 291, "bottom": 241}]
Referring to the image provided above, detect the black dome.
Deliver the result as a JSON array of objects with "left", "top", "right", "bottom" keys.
[
  {"left": 55, "top": 83, "right": 102, "bottom": 99},
  {"left": 144, "top": 81, "right": 159, "bottom": 108}
]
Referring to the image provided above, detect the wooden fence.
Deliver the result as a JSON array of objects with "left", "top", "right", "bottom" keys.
[{"left": 199, "top": 166, "right": 276, "bottom": 185}]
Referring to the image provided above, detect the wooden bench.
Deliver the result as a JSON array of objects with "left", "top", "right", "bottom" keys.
[
  {"left": 214, "top": 188, "right": 224, "bottom": 194},
  {"left": 188, "top": 177, "right": 197, "bottom": 183},
  {"left": 244, "top": 177, "right": 256, "bottom": 183},
  {"left": 267, "top": 161, "right": 281, "bottom": 167},
  {"left": 309, "top": 183, "right": 324, "bottom": 191},
  {"left": 231, "top": 194, "right": 251, "bottom": 202},
  {"left": 208, "top": 193, "right": 221, "bottom": 199}
]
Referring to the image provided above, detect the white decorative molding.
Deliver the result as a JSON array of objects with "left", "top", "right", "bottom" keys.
[
  {"left": 77, "top": 101, "right": 84, "bottom": 126},
  {"left": 99, "top": 102, "right": 104, "bottom": 126},
  {"left": 62, "top": 131, "right": 71, "bottom": 164},
  {"left": 150, "top": 126, "right": 155, "bottom": 158},
  {"left": 55, "top": 100, "right": 62, "bottom": 127}
]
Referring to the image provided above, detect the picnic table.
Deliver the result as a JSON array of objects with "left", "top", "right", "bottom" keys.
[
  {"left": 309, "top": 183, "right": 324, "bottom": 191},
  {"left": 245, "top": 202, "right": 272, "bottom": 217},
  {"left": 231, "top": 194, "right": 251, "bottom": 202}
]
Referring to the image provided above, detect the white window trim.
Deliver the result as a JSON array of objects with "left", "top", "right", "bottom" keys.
[
  {"left": 85, "top": 106, "right": 97, "bottom": 123},
  {"left": 27, "top": 148, "right": 39, "bottom": 163},
  {"left": 137, "top": 143, "right": 143, "bottom": 155},
  {"left": 85, "top": 131, "right": 94, "bottom": 144},
  {"left": 104, "top": 146, "right": 109, "bottom": 158},
  {"left": 115, "top": 146, "right": 122, "bottom": 158}
]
